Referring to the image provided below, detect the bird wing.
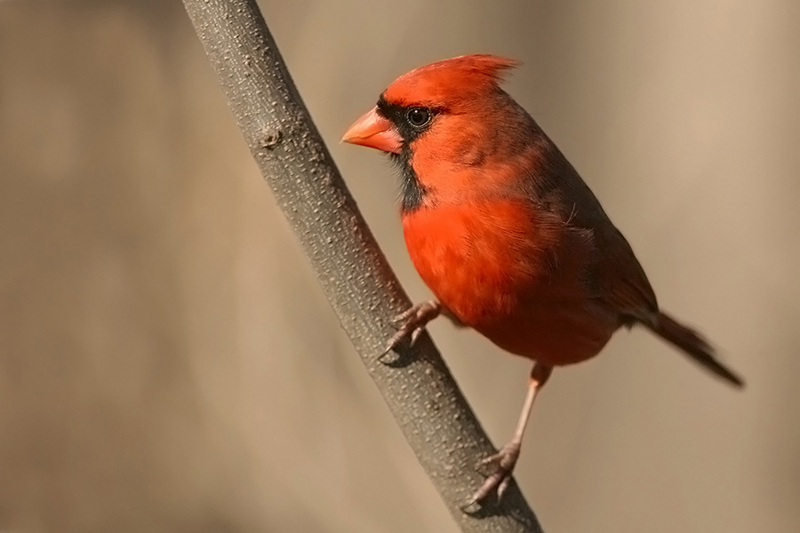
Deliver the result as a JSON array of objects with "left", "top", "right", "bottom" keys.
[
  {"left": 590, "top": 225, "right": 659, "bottom": 322},
  {"left": 538, "top": 151, "right": 659, "bottom": 322},
  {"left": 520, "top": 126, "right": 659, "bottom": 323}
]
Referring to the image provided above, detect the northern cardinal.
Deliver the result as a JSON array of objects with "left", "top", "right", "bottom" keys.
[{"left": 342, "top": 55, "right": 743, "bottom": 506}]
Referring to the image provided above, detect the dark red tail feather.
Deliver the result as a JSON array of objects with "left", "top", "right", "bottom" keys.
[{"left": 647, "top": 312, "right": 744, "bottom": 388}]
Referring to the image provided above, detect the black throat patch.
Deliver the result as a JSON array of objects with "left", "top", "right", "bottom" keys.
[
  {"left": 376, "top": 95, "right": 436, "bottom": 213},
  {"left": 391, "top": 148, "right": 425, "bottom": 212}
]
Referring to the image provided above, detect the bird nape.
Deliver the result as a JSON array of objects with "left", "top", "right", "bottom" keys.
[{"left": 342, "top": 54, "right": 744, "bottom": 508}]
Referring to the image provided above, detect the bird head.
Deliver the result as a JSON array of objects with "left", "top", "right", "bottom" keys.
[
  {"left": 343, "top": 55, "right": 539, "bottom": 211},
  {"left": 342, "top": 54, "right": 518, "bottom": 155}
]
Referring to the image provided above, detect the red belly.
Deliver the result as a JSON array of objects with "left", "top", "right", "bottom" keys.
[{"left": 402, "top": 200, "right": 618, "bottom": 365}]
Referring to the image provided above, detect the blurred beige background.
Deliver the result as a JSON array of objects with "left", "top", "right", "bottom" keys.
[{"left": 1, "top": 1, "right": 798, "bottom": 532}]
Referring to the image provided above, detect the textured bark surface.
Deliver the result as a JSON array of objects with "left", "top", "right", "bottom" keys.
[{"left": 180, "top": 0, "right": 543, "bottom": 531}]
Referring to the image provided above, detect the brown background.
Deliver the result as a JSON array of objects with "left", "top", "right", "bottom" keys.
[{"left": 1, "top": 1, "right": 798, "bottom": 532}]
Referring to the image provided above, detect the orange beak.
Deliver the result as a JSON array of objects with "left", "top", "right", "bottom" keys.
[{"left": 341, "top": 107, "right": 402, "bottom": 154}]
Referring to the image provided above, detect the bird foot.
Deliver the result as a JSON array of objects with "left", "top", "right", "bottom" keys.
[
  {"left": 380, "top": 300, "right": 441, "bottom": 356},
  {"left": 465, "top": 441, "right": 521, "bottom": 507}
]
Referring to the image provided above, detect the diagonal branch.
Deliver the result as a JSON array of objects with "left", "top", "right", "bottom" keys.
[{"left": 181, "top": 1, "right": 544, "bottom": 531}]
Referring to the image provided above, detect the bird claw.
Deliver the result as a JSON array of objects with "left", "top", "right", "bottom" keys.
[
  {"left": 379, "top": 300, "right": 441, "bottom": 357},
  {"left": 410, "top": 325, "right": 425, "bottom": 345},
  {"left": 390, "top": 305, "right": 419, "bottom": 324},
  {"left": 465, "top": 442, "right": 521, "bottom": 507}
]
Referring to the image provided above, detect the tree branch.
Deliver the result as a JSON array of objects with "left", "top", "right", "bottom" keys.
[{"left": 181, "top": 1, "right": 544, "bottom": 531}]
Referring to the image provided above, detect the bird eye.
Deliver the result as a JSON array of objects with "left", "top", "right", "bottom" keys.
[{"left": 406, "top": 107, "right": 431, "bottom": 128}]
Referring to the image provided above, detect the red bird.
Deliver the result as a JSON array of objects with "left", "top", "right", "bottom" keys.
[{"left": 342, "top": 54, "right": 743, "bottom": 505}]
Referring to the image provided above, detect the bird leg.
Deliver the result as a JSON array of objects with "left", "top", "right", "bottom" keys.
[
  {"left": 381, "top": 300, "right": 441, "bottom": 356},
  {"left": 467, "top": 362, "right": 552, "bottom": 506}
]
